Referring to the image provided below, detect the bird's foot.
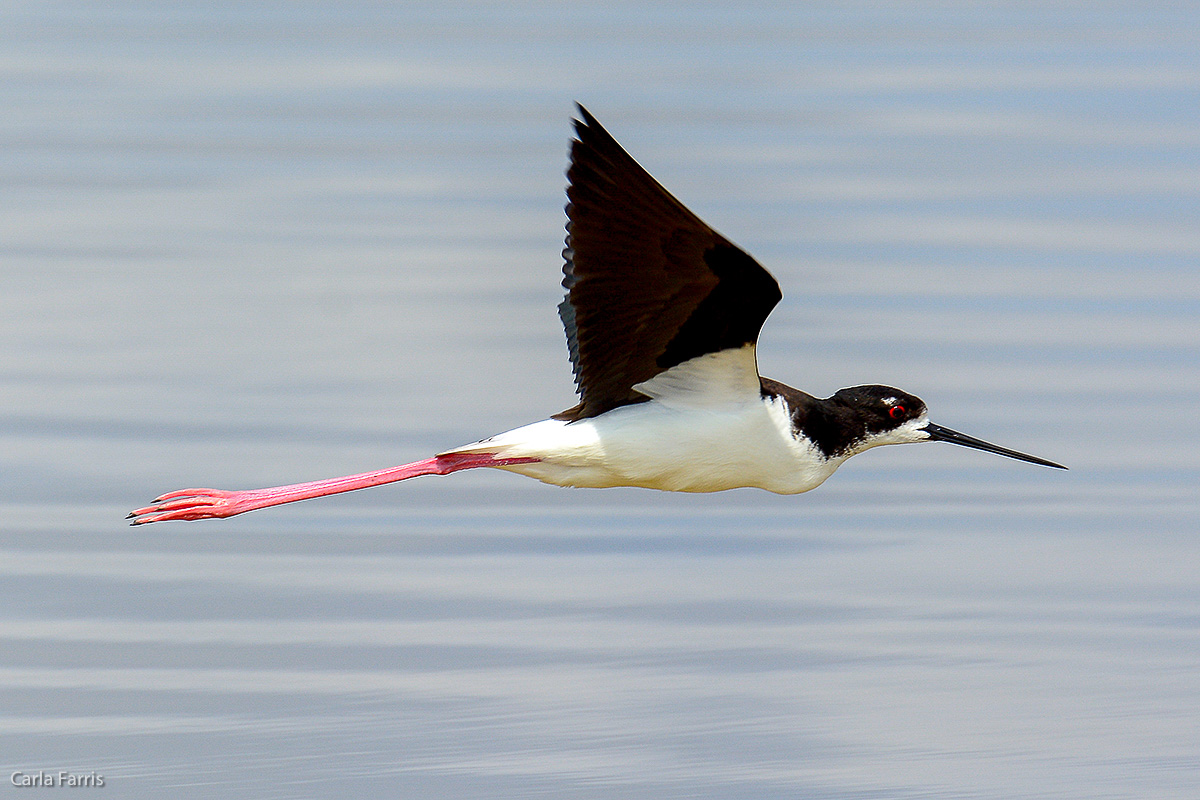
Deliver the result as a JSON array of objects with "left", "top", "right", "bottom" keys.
[{"left": 127, "top": 488, "right": 254, "bottom": 524}]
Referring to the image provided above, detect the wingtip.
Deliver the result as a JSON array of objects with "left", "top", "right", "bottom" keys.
[
  {"left": 571, "top": 103, "right": 592, "bottom": 141},
  {"left": 571, "top": 103, "right": 609, "bottom": 142}
]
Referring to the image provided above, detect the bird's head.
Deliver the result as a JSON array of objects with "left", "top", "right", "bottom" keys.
[{"left": 832, "top": 384, "right": 1066, "bottom": 469}]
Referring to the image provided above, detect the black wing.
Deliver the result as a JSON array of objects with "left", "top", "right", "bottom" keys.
[{"left": 555, "top": 105, "right": 782, "bottom": 421}]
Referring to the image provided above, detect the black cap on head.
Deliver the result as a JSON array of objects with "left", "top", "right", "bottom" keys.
[{"left": 831, "top": 385, "right": 927, "bottom": 434}]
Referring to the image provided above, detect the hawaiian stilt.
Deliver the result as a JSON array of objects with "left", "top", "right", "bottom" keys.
[{"left": 129, "top": 106, "right": 1065, "bottom": 525}]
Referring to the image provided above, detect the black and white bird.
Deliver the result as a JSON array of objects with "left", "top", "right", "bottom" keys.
[{"left": 129, "top": 105, "right": 1065, "bottom": 524}]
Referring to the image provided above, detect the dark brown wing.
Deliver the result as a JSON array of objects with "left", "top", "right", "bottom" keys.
[{"left": 555, "top": 105, "right": 782, "bottom": 421}]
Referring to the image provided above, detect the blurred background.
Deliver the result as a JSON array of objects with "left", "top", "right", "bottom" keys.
[{"left": 2, "top": 2, "right": 1197, "bottom": 798}]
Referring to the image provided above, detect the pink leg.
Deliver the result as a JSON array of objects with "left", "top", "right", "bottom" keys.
[{"left": 127, "top": 453, "right": 538, "bottom": 525}]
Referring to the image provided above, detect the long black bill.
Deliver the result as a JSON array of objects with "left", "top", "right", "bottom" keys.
[{"left": 923, "top": 422, "right": 1067, "bottom": 470}]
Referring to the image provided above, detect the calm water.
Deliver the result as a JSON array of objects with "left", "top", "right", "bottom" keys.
[{"left": 2, "top": 3, "right": 1199, "bottom": 798}]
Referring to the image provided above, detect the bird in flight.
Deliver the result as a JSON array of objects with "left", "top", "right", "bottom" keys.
[{"left": 129, "top": 105, "right": 1064, "bottom": 524}]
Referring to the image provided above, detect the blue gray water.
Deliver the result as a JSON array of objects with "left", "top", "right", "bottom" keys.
[{"left": 2, "top": 3, "right": 1198, "bottom": 798}]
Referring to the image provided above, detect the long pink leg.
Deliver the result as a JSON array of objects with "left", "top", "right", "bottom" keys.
[{"left": 127, "top": 453, "right": 539, "bottom": 525}]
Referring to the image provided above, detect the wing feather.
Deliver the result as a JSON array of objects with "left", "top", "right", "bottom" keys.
[{"left": 556, "top": 106, "right": 782, "bottom": 421}]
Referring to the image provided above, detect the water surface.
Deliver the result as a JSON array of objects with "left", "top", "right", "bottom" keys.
[{"left": 2, "top": 3, "right": 1198, "bottom": 798}]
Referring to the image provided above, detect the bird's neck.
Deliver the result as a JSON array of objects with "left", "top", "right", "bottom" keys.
[{"left": 761, "top": 377, "right": 864, "bottom": 460}]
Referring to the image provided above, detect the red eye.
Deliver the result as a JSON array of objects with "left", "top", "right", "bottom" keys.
[{"left": 889, "top": 405, "right": 906, "bottom": 420}]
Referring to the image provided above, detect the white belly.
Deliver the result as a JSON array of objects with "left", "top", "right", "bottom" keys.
[{"left": 443, "top": 396, "right": 845, "bottom": 495}]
